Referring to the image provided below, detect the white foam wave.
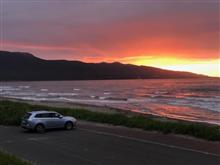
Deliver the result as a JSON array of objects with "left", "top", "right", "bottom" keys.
[
  {"left": 0, "top": 86, "right": 21, "bottom": 91},
  {"left": 19, "top": 86, "right": 30, "bottom": 89},
  {"left": 40, "top": 89, "right": 48, "bottom": 92},
  {"left": 48, "top": 92, "right": 78, "bottom": 96}
]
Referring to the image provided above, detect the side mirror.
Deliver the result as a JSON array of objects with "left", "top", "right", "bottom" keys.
[
  {"left": 58, "top": 115, "right": 63, "bottom": 119},
  {"left": 55, "top": 113, "right": 63, "bottom": 119}
]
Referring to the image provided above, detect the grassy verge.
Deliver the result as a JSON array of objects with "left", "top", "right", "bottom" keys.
[
  {"left": 0, "top": 100, "right": 220, "bottom": 141},
  {"left": 0, "top": 150, "right": 31, "bottom": 165}
]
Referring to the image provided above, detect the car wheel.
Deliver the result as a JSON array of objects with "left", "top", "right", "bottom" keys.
[
  {"left": 65, "top": 122, "right": 73, "bottom": 130},
  {"left": 35, "top": 124, "right": 45, "bottom": 133}
]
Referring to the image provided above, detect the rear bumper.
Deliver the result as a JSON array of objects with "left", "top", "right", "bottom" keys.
[{"left": 21, "top": 122, "right": 33, "bottom": 130}]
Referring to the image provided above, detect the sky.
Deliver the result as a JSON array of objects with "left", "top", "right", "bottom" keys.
[{"left": 0, "top": 0, "right": 219, "bottom": 77}]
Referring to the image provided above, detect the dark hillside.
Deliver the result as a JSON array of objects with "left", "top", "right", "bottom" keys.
[{"left": 0, "top": 51, "right": 205, "bottom": 81}]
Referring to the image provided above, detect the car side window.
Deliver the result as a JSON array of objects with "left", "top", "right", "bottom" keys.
[
  {"left": 35, "top": 113, "right": 43, "bottom": 118},
  {"left": 24, "top": 113, "right": 32, "bottom": 119},
  {"left": 42, "top": 113, "right": 50, "bottom": 118},
  {"left": 34, "top": 113, "right": 60, "bottom": 118},
  {"left": 48, "top": 113, "right": 56, "bottom": 118},
  {"left": 35, "top": 113, "right": 49, "bottom": 118}
]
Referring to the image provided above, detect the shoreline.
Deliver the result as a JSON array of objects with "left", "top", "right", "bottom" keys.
[
  {"left": 0, "top": 98, "right": 220, "bottom": 141},
  {"left": 0, "top": 96, "right": 219, "bottom": 127},
  {"left": 0, "top": 77, "right": 219, "bottom": 82}
]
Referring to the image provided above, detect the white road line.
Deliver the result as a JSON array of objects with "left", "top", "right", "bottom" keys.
[{"left": 79, "top": 128, "right": 220, "bottom": 158}]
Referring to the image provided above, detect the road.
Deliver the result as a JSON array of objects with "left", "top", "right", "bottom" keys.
[{"left": 0, "top": 121, "right": 219, "bottom": 165}]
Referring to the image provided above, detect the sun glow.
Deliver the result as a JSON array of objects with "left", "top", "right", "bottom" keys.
[
  {"left": 160, "top": 62, "right": 220, "bottom": 77},
  {"left": 129, "top": 56, "right": 220, "bottom": 77}
]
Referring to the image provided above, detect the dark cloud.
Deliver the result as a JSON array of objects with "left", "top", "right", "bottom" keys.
[{"left": 1, "top": 0, "right": 219, "bottom": 61}]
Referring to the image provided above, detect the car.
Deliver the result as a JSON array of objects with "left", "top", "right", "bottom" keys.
[{"left": 21, "top": 111, "right": 77, "bottom": 133}]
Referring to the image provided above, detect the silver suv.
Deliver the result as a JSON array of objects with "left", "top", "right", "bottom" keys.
[{"left": 21, "top": 111, "right": 77, "bottom": 133}]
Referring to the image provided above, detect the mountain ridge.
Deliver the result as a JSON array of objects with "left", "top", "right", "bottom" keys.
[{"left": 0, "top": 51, "right": 206, "bottom": 81}]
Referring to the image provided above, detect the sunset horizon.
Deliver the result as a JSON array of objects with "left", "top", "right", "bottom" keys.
[{"left": 1, "top": 0, "right": 219, "bottom": 77}]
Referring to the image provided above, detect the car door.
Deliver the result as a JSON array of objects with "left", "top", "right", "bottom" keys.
[
  {"left": 41, "top": 113, "right": 54, "bottom": 128},
  {"left": 49, "top": 113, "right": 64, "bottom": 128}
]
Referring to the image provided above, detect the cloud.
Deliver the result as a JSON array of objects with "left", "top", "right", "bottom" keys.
[{"left": 1, "top": 0, "right": 219, "bottom": 62}]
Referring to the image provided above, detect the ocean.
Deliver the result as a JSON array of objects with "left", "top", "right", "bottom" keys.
[{"left": 0, "top": 79, "right": 219, "bottom": 125}]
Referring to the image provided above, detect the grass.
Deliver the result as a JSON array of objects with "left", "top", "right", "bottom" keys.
[
  {"left": 0, "top": 100, "right": 220, "bottom": 141},
  {"left": 0, "top": 150, "right": 31, "bottom": 165}
]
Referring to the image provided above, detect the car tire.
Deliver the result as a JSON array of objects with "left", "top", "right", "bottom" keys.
[
  {"left": 35, "top": 124, "right": 45, "bottom": 133},
  {"left": 65, "top": 122, "right": 73, "bottom": 130}
]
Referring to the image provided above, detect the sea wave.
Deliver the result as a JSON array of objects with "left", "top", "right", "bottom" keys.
[{"left": 1, "top": 79, "right": 220, "bottom": 125}]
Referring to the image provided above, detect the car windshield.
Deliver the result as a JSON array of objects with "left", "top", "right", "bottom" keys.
[{"left": 23, "top": 113, "right": 31, "bottom": 119}]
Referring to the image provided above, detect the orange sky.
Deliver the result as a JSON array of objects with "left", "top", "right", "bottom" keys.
[{"left": 1, "top": 0, "right": 219, "bottom": 77}]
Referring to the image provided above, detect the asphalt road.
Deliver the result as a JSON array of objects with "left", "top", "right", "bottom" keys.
[{"left": 0, "top": 122, "right": 219, "bottom": 165}]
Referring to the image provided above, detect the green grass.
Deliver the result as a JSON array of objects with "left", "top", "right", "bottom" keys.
[
  {"left": 0, "top": 100, "right": 220, "bottom": 141},
  {"left": 0, "top": 150, "right": 31, "bottom": 165}
]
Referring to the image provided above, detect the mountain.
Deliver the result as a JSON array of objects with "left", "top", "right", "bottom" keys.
[{"left": 0, "top": 51, "right": 206, "bottom": 81}]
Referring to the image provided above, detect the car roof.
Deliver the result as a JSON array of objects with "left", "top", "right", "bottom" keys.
[{"left": 28, "top": 111, "right": 57, "bottom": 114}]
